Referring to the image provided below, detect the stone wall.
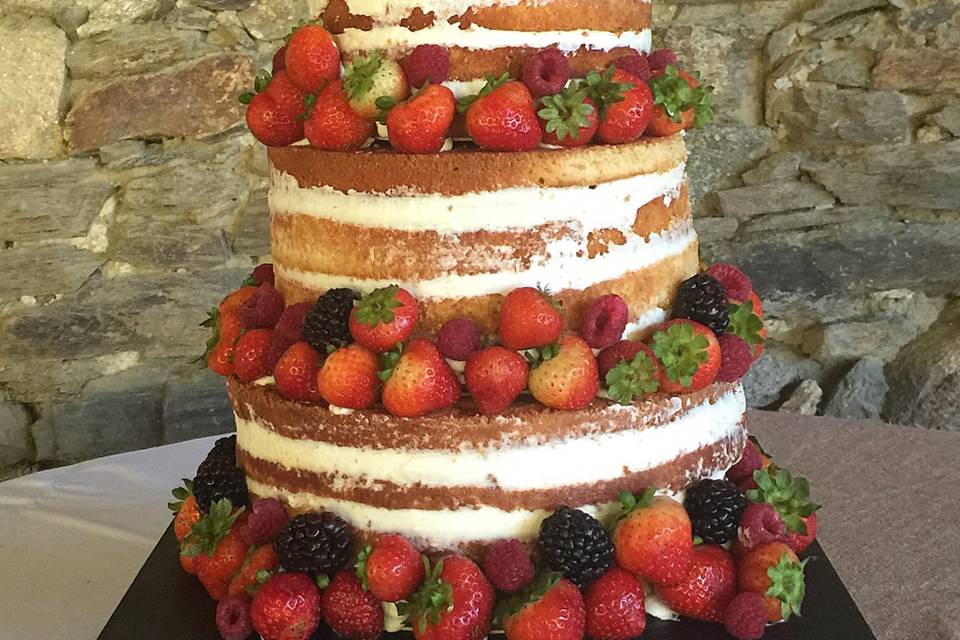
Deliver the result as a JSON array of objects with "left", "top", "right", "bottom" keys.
[{"left": 0, "top": 0, "right": 958, "bottom": 478}]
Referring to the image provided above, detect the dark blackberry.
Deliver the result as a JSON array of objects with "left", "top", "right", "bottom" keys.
[
  {"left": 302, "top": 288, "right": 361, "bottom": 352},
  {"left": 193, "top": 456, "right": 248, "bottom": 513},
  {"left": 684, "top": 479, "right": 747, "bottom": 544},
  {"left": 274, "top": 512, "right": 352, "bottom": 576},
  {"left": 205, "top": 435, "right": 237, "bottom": 463},
  {"left": 537, "top": 506, "right": 613, "bottom": 586},
  {"left": 672, "top": 274, "right": 730, "bottom": 335}
]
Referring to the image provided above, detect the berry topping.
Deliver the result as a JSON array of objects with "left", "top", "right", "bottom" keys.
[
  {"left": 612, "top": 490, "right": 694, "bottom": 587},
  {"left": 649, "top": 66, "right": 715, "bottom": 135},
  {"left": 588, "top": 67, "right": 654, "bottom": 144},
  {"left": 216, "top": 593, "right": 255, "bottom": 640},
  {"left": 650, "top": 319, "right": 721, "bottom": 394},
  {"left": 192, "top": 456, "right": 248, "bottom": 514},
  {"left": 271, "top": 46, "right": 287, "bottom": 74},
  {"left": 724, "top": 592, "right": 769, "bottom": 640},
  {"left": 406, "top": 555, "right": 495, "bottom": 640},
  {"left": 247, "top": 263, "right": 276, "bottom": 287},
  {"left": 538, "top": 89, "right": 599, "bottom": 148},
  {"left": 438, "top": 318, "right": 483, "bottom": 361},
  {"left": 727, "top": 438, "right": 765, "bottom": 485},
  {"left": 717, "top": 333, "right": 755, "bottom": 382},
  {"left": 386, "top": 83, "right": 456, "bottom": 154},
  {"left": 538, "top": 506, "right": 613, "bottom": 586},
  {"left": 522, "top": 48, "right": 571, "bottom": 98},
  {"left": 350, "top": 285, "right": 420, "bottom": 352},
  {"left": 274, "top": 512, "right": 353, "bottom": 577},
  {"left": 528, "top": 335, "right": 600, "bottom": 410},
  {"left": 267, "top": 302, "right": 312, "bottom": 369},
  {"left": 498, "top": 287, "right": 564, "bottom": 350},
  {"left": 381, "top": 339, "right": 461, "bottom": 417},
  {"left": 605, "top": 346, "right": 661, "bottom": 404},
  {"left": 273, "top": 341, "right": 323, "bottom": 403},
  {"left": 708, "top": 263, "right": 752, "bottom": 302},
  {"left": 251, "top": 572, "right": 321, "bottom": 640},
  {"left": 220, "top": 286, "right": 258, "bottom": 315},
  {"left": 322, "top": 570, "right": 385, "bottom": 640},
  {"left": 499, "top": 573, "right": 585, "bottom": 640},
  {"left": 580, "top": 294, "right": 629, "bottom": 349},
  {"left": 234, "top": 328, "right": 274, "bottom": 383},
  {"left": 227, "top": 544, "right": 280, "bottom": 597},
  {"left": 583, "top": 566, "right": 647, "bottom": 640},
  {"left": 648, "top": 49, "right": 679, "bottom": 76},
  {"left": 737, "top": 543, "right": 807, "bottom": 622},
  {"left": 181, "top": 499, "right": 247, "bottom": 595},
  {"left": 344, "top": 51, "right": 410, "bottom": 120},
  {"left": 656, "top": 544, "right": 737, "bottom": 623},
  {"left": 201, "top": 308, "right": 244, "bottom": 377},
  {"left": 728, "top": 298, "right": 766, "bottom": 354},
  {"left": 684, "top": 479, "right": 748, "bottom": 544},
  {"left": 305, "top": 79, "right": 376, "bottom": 150},
  {"left": 241, "top": 70, "right": 306, "bottom": 147},
  {"left": 672, "top": 273, "right": 730, "bottom": 335},
  {"left": 400, "top": 44, "right": 451, "bottom": 89},
  {"left": 738, "top": 502, "right": 789, "bottom": 551},
  {"left": 597, "top": 340, "right": 644, "bottom": 379},
  {"left": 356, "top": 533, "right": 426, "bottom": 602},
  {"left": 238, "top": 283, "right": 284, "bottom": 330},
  {"left": 482, "top": 538, "right": 535, "bottom": 593},
  {"left": 303, "top": 288, "right": 362, "bottom": 352},
  {"left": 284, "top": 23, "right": 340, "bottom": 94},
  {"left": 206, "top": 435, "right": 237, "bottom": 463},
  {"left": 464, "top": 75, "right": 543, "bottom": 151},
  {"left": 318, "top": 343, "right": 381, "bottom": 410},
  {"left": 238, "top": 498, "right": 289, "bottom": 546},
  {"left": 465, "top": 346, "right": 529, "bottom": 415},
  {"left": 613, "top": 54, "right": 652, "bottom": 82},
  {"left": 747, "top": 467, "right": 819, "bottom": 534}
]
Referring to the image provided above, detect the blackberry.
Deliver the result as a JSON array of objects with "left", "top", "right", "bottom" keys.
[
  {"left": 205, "top": 435, "right": 237, "bottom": 463},
  {"left": 274, "top": 512, "right": 352, "bottom": 576},
  {"left": 672, "top": 274, "right": 730, "bottom": 335},
  {"left": 684, "top": 479, "right": 747, "bottom": 544},
  {"left": 537, "top": 506, "right": 613, "bottom": 586},
  {"left": 192, "top": 456, "right": 248, "bottom": 513},
  {"left": 302, "top": 288, "right": 361, "bottom": 352}
]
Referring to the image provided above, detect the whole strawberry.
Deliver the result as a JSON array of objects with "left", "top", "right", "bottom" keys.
[
  {"left": 182, "top": 499, "right": 248, "bottom": 601},
  {"left": 585, "top": 67, "right": 654, "bottom": 144},
  {"left": 465, "top": 76, "right": 542, "bottom": 151},
  {"left": 728, "top": 297, "right": 766, "bottom": 362},
  {"left": 170, "top": 480, "right": 200, "bottom": 543},
  {"left": 242, "top": 70, "right": 306, "bottom": 147},
  {"left": 387, "top": 84, "right": 456, "bottom": 153},
  {"left": 611, "top": 489, "right": 694, "bottom": 587},
  {"left": 251, "top": 572, "right": 321, "bottom": 640},
  {"left": 220, "top": 286, "right": 258, "bottom": 315},
  {"left": 234, "top": 328, "right": 274, "bottom": 383},
  {"left": 305, "top": 79, "right": 376, "bottom": 151},
  {"left": 647, "top": 66, "right": 714, "bottom": 137},
  {"left": 227, "top": 544, "right": 279, "bottom": 597},
  {"left": 381, "top": 339, "right": 460, "bottom": 417},
  {"left": 465, "top": 346, "right": 529, "bottom": 415},
  {"left": 737, "top": 542, "right": 807, "bottom": 623},
  {"left": 318, "top": 343, "right": 381, "bottom": 409},
  {"left": 343, "top": 51, "right": 409, "bottom": 120},
  {"left": 322, "top": 570, "right": 384, "bottom": 640},
  {"left": 357, "top": 533, "right": 426, "bottom": 602},
  {"left": 528, "top": 335, "right": 599, "bottom": 411},
  {"left": 285, "top": 23, "right": 340, "bottom": 94},
  {"left": 649, "top": 319, "right": 721, "bottom": 394},
  {"left": 201, "top": 308, "right": 244, "bottom": 377},
  {"left": 500, "top": 573, "right": 585, "bottom": 640},
  {"left": 498, "top": 287, "right": 564, "bottom": 350},
  {"left": 604, "top": 343, "right": 661, "bottom": 404},
  {"left": 655, "top": 544, "right": 737, "bottom": 622},
  {"left": 274, "top": 341, "right": 323, "bottom": 403},
  {"left": 583, "top": 566, "right": 646, "bottom": 640},
  {"left": 747, "top": 466, "right": 819, "bottom": 546},
  {"left": 786, "top": 512, "right": 818, "bottom": 554},
  {"left": 349, "top": 285, "right": 420, "bottom": 353},
  {"left": 538, "top": 88, "right": 599, "bottom": 148},
  {"left": 408, "top": 555, "right": 495, "bottom": 640}
]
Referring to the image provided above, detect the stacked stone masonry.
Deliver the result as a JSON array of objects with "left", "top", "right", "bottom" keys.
[{"left": 0, "top": 0, "right": 958, "bottom": 478}]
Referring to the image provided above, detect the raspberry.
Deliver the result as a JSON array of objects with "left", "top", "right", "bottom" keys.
[
  {"left": 614, "top": 54, "right": 652, "bottom": 82},
  {"left": 239, "top": 498, "right": 289, "bottom": 546},
  {"left": 649, "top": 48, "right": 679, "bottom": 76},
  {"left": 522, "top": 48, "right": 571, "bottom": 98},
  {"left": 482, "top": 539, "right": 535, "bottom": 593},
  {"left": 267, "top": 302, "right": 312, "bottom": 369},
  {"left": 400, "top": 44, "right": 450, "bottom": 88},
  {"left": 724, "top": 592, "right": 768, "bottom": 640},
  {"left": 272, "top": 45, "right": 287, "bottom": 73},
  {"left": 727, "top": 439, "right": 764, "bottom": 484},
  {"left": 717, "top": 333, "right": 754, "bottom": 382},
  {"left": 216, "top": 593, "right": 254, "bottom": 640},
  {"left": 597, "top": 340, "right": 645, "bottom": 379},
  {"left": 249, "top": 263, "right": 275, "bottom": 286},
  {"left": 708, "top": 263, "right": 752, "bottom": 302},
  {"left": 580, "top": 295, "right": 629, "bottom": 349},
  {"left": 238, "top": 283, "right": 284, "bottom": 329},
  {"left": 738, "top": 502, "right": 789, "bottom": 551},
  {"left": 438, "top": 317, "right": 483, "bottom": 361}
]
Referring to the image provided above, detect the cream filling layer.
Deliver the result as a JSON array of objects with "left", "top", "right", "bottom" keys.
[
  {"left": 340, "top": 0, "right": 650, "bottom": 24},
  {"left": 236, "top": 387, "right": 745, "bottom": 491}
]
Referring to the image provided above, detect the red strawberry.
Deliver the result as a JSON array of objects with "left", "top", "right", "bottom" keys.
[
  {"left": 317, "top": 343, "right": 380, "bottom": 409},
  {"left": 356, "top": 533, "right": 426, "bottom": 602},
  {"left": 242, "top": 70, "right": 307, "bottom": 147},
  {"left": 284, "top": 23, "right": 340, "bottom": 94},
  {"left": 597, "top": 340, "right": 646, "bottom": 379},
  {"left": 305, "top": 79, "right": 376, "bottom": 151},
  {"left": 583, "top": 566, "right": 646, "bottom": 640},
  {"left": 274, "top": 341, "right": 323, "bottom": 403},
  {"left": 538, "top": 90, "right": 599, "bottom": 148},
  {"left": 646, "top": 102, "right": 694, "bottom": 137},
  {"left": 465, "top": 77, "right": 542, "bottom": 151},
  {"left": 203, "top": 309, "right": 244, "bottom": 377},
  {"left": 234, "top": 329, "right": 274, "bottom": 383},
  {"left": 381, "top": 339, "right": 460, "bottom": 417},
  {"left": 528, "top": 335, "right": 599, "bottom": 410},
  {"left": 220, "top": 286, "right": 258, "bottom": 315},
  {"left": 786, "top": 512, "right": 818, "bottom": 554},
  {"left": 343, "top": 51, "right": 409, "bottom": 120},
  {"left": 465, "top": 346, "right": 529, "bottom": 415},
  {"left": 611, "top": 489, "right": 694, "bottom": 587},
  {"left": 170, "top": 481, "right": 200, "bottom": 543},
  {"left": 647, "top": 66, "right": 714, "bottom": 137},
  {"left": 603, "top": 342, "right": 662, "bottom": 404},
  {"left": 655, "top": 544, "right": 737, "bottom": 622},
  {"left": 728, "top": 299, "right": 766, "bottom": 363},
  {"left": 498, "top": 287, "right": 564, "bottom": 350},
  {"left": 585, "top": 67, "right": 654, "bottom": 144},
  {"left": 501, "top": 574, "right": 585, "bottom": 640},
  {"left": 182, "top": 500, "right": 249, "bottom": 601},
  {"left": 387, "top": 84, "right": 456, "bottom": 153},
  {"left": 180, "top": 551, "right": 200, "bottom": 575},
  {"left": 408, "top": 555, "right": 495, "bottom": 640},
  {"left": 251, "top": 572, "right": 321, "bottom": 640},
  {"left": 227, "top": 544, "right": 279, "bottom": 597},
  {"left": 322, "top": 570, "right": 384, "bottom": 640},
  {"left": 349, "top": 285, "right": 420, "bottom": 353},
  {"left": 737, "top": 542, "right": 807, "bottom": 623},
  {"left": 649, "top": 319, "right": 721, "bottom": 394}
]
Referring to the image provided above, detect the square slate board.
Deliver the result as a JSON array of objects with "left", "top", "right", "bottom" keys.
[{"left": 100, "top": 524, "right": 876, "bottom": 640}]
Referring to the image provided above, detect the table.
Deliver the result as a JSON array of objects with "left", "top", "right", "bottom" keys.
[{"left": 0, "top": 411, "right": 958, "bottom": 640}]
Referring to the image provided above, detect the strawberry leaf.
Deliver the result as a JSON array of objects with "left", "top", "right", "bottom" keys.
[
  {"left": 650, "top": 322, "right": 709, "bottom": 388},
  {"left": 181, "top": 499, "right": 244, "bottom": 558},
  {"left": 537, "top": 86, "right": 594, "bottom": 141},
  {"left": 195, "top": 308, "right": 222, "bottom": 367},
  {"left": 766, "top": 553, "right": 809, "bottom": 621},
  {"left": 606, "top": 350, "right": 660, "bottom": 404},
  {"left": 355, "top": 544, "right": 372, "bottom": 591},
  {"left": 355, "top": 284, "right": 402, "bottom": 327},
  {"left": 343, "top": 51, "right": 383, "bottom": 101},
  {"left": 402, "top": 558, "right": 453, "bottom": 633},
  {"left": 747, "top": 466, "right": 820, "bottom": 534},
  {"left": 456, "top": 72, "right": 510, "bottom": 113},
  {"left": 168, "top": 478, "right": 194, "bottom": 513},
  {"left": 649, "top": 65, "right": 715, "bottom": 128},
  {"left": 494, "top": 572, "right": 562, "bottom": 623},
  {"left": 583, "top": 66, "right": 633, "bottom": 119},
  {"left": 378, "top": 344, "right": 404, "bottom": 382},
  {"left": 729, "top": 300, "right": 764, "bottom": 346},
  {"left": 615, "top": 487, "right": 656, "bottom": 524}
]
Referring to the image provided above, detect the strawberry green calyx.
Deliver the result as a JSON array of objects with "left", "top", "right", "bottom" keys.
[
  {"left": 606, "top": 351, "right": 660, "bottom": 404},
  {"left": 651, "top": 322, "right": 709, "bottom": 387},
  {"left": 616, "top": 487, "right": 657, "bottom": 522},
  {"left": 456, "top": 71, "right": 511, "bottom": 113},
  {"left": 355, "top": 544, "right": 372, "bottom": 590},
  {"left": 766, "top": 552, "right": 809, "bottom": 621},
  {"left": 355, "top": 285, "right": 403, "bottom": 327},
  {"left": 494, "top": 571, "right": 562, "bottom": 623},
  {"left": 344, "top": 51, "right": 383, "bottom": 100},
  {"left": 196, "top": 308, "right": 223, "bottom": 367},
  {"left": 729, "top": 300, "right": 764, "bottom": 346},
  {"left": 168, "top": 478, "right": 194, "bottom": 512},
  {"left": 378, "top": 344, "right": 404, "bottom": 381},
  {"left": 238, "top": 69, "right": 273, "bottom": 105},
  {"left": 401, "top": 558, "right": 453, "bottom": 633},
  {"left": 181, "top": 498, "right": 244, "bottom": 558},
  {"left": 748, "top": 467, "right": 820, "bottom": 534},
  {"left": 649, "top": 65, "right": 715, "bottom": 128},
  {"left": 583, "top": 66, "right": 633, "bottom": 118},
  {"left": 524, "top": 341, "right": 562, "bottom": 367},
  {"left": 284, "top": 17, "right": 324, "bottom": 43},
  {"left": 538, "top": 87, "right": 595, "bottom": 141}
]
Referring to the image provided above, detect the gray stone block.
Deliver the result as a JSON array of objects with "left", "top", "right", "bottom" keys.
[
  {"left": 0, "top": 393, "right": 34, "bottom": 468},
  {"left": 715, "top": 181, "right": 835, "bottom": 219},
  {"left": 0, "top": 244, "right": 104, "bottom": 301},
  {"left": 238, "top": 0, "right": 311, "bottom": 40},
  {"left": 780, "top": 379, "right": 823, "bottom": 416},
  {"left": 824, "top": 357, "right": 889, "bottom": 421},
  {"left": 743, "top": 343, "right": 823, "bottom": 408},
  {"left": 162, "top": 371, "right": 234, "bottom": 444},
  {"left": 77, "top": 0, "right": 176, "bottom": 38}
]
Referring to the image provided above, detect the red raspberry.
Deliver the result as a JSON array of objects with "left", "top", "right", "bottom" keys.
[
  {"left": 400, "top": 44, "right": 450, "bottom": 88},
  {"left": 717, "top": 333, "right": 754, "bottom": 382},
  {"left": 216, "top": 593, "right": 254, "bottom": 640},
  {"left": 614, "top": 54, "right": 652, "bottom": 82},
  {"left": 238, "top": 498, "right": 289, "bottom": 546},
  {"left": 649, "top": 48, "right": 679, "bottom": 76},
  {"left": 738, "top": 503, "right": 789, "bottom": 552},
  {"left": 522, "top": 48, "right": 571, "bottom": 98},
  {"left": 272, "top": 46, "right": 287, "bottom": 73},
  {"left": 482, "top": 538, "right": 534, "bottom": 593},
  {"left": 438, "top": 317, "right": 483, "bottom": 361},
  {"left": 580, "top": 294, "right": 629, "bottom": 349},
  {"left": 238, "top": 283, "right": 284, "bottom": 329},
  {"left": 597, "top": 340, "right": 644, "bottom": 379},
  {"left": 724, "top": 592, "right": 768, "bottom": 640},
  {"left": 267, "top": 302, "right": 312, "bottom": 369},
  {"left": 727, "top": 439, "right": 764, "bottom": 484},
  {"left": 708, "top": 263, "right": 753, "bottom": 302},
  {"left": 249, "top": 263, "right": 275, "bottom": 286}
]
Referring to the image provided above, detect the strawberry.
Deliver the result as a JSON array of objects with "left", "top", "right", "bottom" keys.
[
  {"left": 583, "top": 67, "right": 654, "bottom": 144},
  {"left": 251, "top": 572, "right": 321, "bottom": 640},
  {"left": 583, "top": 566, "right": 646, "bottom": 640},
  {"left": 646, "top": 103, "right": 694, "bottom": 138},
  {"left": 200, "top": 308, "right": 245, "bottom": 377},
  {"left": 227, "top": 544, "right": 279, "bottom": 597},
  {"left": 604, "top": 343, "right": 661, "bottom": 404},
  {"left": 220, "top": 286, "right": 258, "bottom": 315},
  {"left": 284, "top": 23, "right": 340, "bottom": 94},
  {"left": 728, "top": 297, "right": 766, "bottom": 361},
  {"left": 322, "top": 570, "right": 384, "bottom": 640},
  {"left": 349, "top": 285, "right": 420, "bottom": 353},
  {"left": 356, "top": 533, "right": 426, "bottom": 602},
  {"left": 500, "top": 573, "right": 585, "bottom": 640},
  {"left": 647, "top": 66, "right": 714, "bottom": 137},
  {"left": 305, "top": 79, "right": 376, "bottom": 150},
  {"left": 655, "top": 544, "right": 737, "bottom": 622},
  {"left": 387, "top": 84, "right": 456, "bottom": 153},
  {"left": 274, "top": 341, "right": 323, "bottom": 403},
  {"left": 528, "top": 335, "right": 599, "bottom": 410},
  {"left": 317, "top": 343, "right": 380, "bottom": 409},
  {"left": 611, "top": 489, "right": 694, "bottom": 587},
  {"left": 381, "top": 339, "right": 460, "bottom": 417},
  {"left": 464, "top": 346, "right": 529, "bottom": 415},
  {"left": 170, "top": 479, "right": 200, "bottom": 543},
  {"left": 407, "top": 555, "right": 495, "bottom": 640},
  {"left": 344, "top": 51, "right": 410, "bottom": 120},
  {"left": 180, "top": 552, "right": 200, "bottom": 575},
  {"left": 241, "top": 70, "right": 307, "bottom": 147},
  {"left": 538, "top": 88, "right": 599, "bottom": 147},
  {"left": 498, "top": 287, "right": 564, "bottom": 350},
  {"left": 234, "top": 328, "right": 274, "bottom": 383},
  {"left": 786, "top": 512, "right": 818, "bottom": 554},
  {"left": 737, "top": 542, "right": 808, "bottom": 623},
  {"left": 182, "top": 499, "right": 249, "bottom": 601},
  {"left": 649, "top": 319, "right": 721, "bottom": 394},
  {"left": 746, "top": 466, "right": 820, "bottom": 538},
  {"left": 463, "top": 75, "right": 542, "bottom": 151}
]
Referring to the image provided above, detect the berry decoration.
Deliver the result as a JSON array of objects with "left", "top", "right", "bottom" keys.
[
  {"left": 274, "top": 512, "right": 353, "bottom": 577},
  {"left": 579, "top": 294, "right": 629, "bottom": 349},
  {"left": 482, "top": 539, "right": 535, "bottom": 593},
  {"left": 322, "top": 570, "right": 385, "bottom": 640},
  {"left": 206, "top": 435, "right": 237, "bottom": 463},
  {"left": 302, "top": 288, "right": 361, "bottom": 352},
  {"left": 650, "top": 320, "right": 721, "bottom": 393},
  {"left": 684, "top": 479, "right": 748, "bottom": 544},
  {"left": 538, "top": 87, "right": 598, "bottom": 147},
  {"left": 673, "top": 273, "right": 730, "bottom": 335},
  {"left": 400, "top": 44, "right": 451, "bottom": 89},
  {"left": 738, "top": 502, "right": 789, "bottom": 552},
  {"left": 717, "top": 333, "right": 755, "bottom": 382},
  {"left": 649, "top": 65, "right": 715, "bottom": 129},
  {"left": 349, "top": 285, "right": 420, "bottom": 353},
  {"left": 708, "top": 263, "right": 752, "bottom": 302},
  {"left": 238, "top": 497, "right": 289, "bottom": 546},
  {"left": 613, "top": 54, "right": 652, "bottom": 82},
  {"left": 583, "top": 566, "right": 647, "bottom": 640},
  {"left": 192, "top": 456, "right": 249, "bottom": 514},
  {"left": 251, "top": 572, "right": 321, "bottom": 640},
  {"left": 216, "top": 593, "right": 255, "bottom": 640},
  {"left": 537, "top": 506, "right": 614, "bottom": 586},
  {"left": 648, "top": 49, "right": 679, "bottom": 76},
  {"left": 747, "top": 467, "right": 819, "bottom": 535},
  {"left": 605, "top": 349, "right": 660, "bottom": 404},
  {"left": 728, "top": 299, "right": 765, "bottom": 348},
  {"left": 438, "top": 317, "right": 483, "bottom": 361},
  {"left": 724, "top": 592, "right": 769, "bottom": 640},
  {"left": 522, "top": 47, "right": 571, "bottom": 98}
]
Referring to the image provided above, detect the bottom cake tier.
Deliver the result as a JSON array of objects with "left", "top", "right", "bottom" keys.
[{"left": 229, "top": 379, "right": 747, "bottom": 557}]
